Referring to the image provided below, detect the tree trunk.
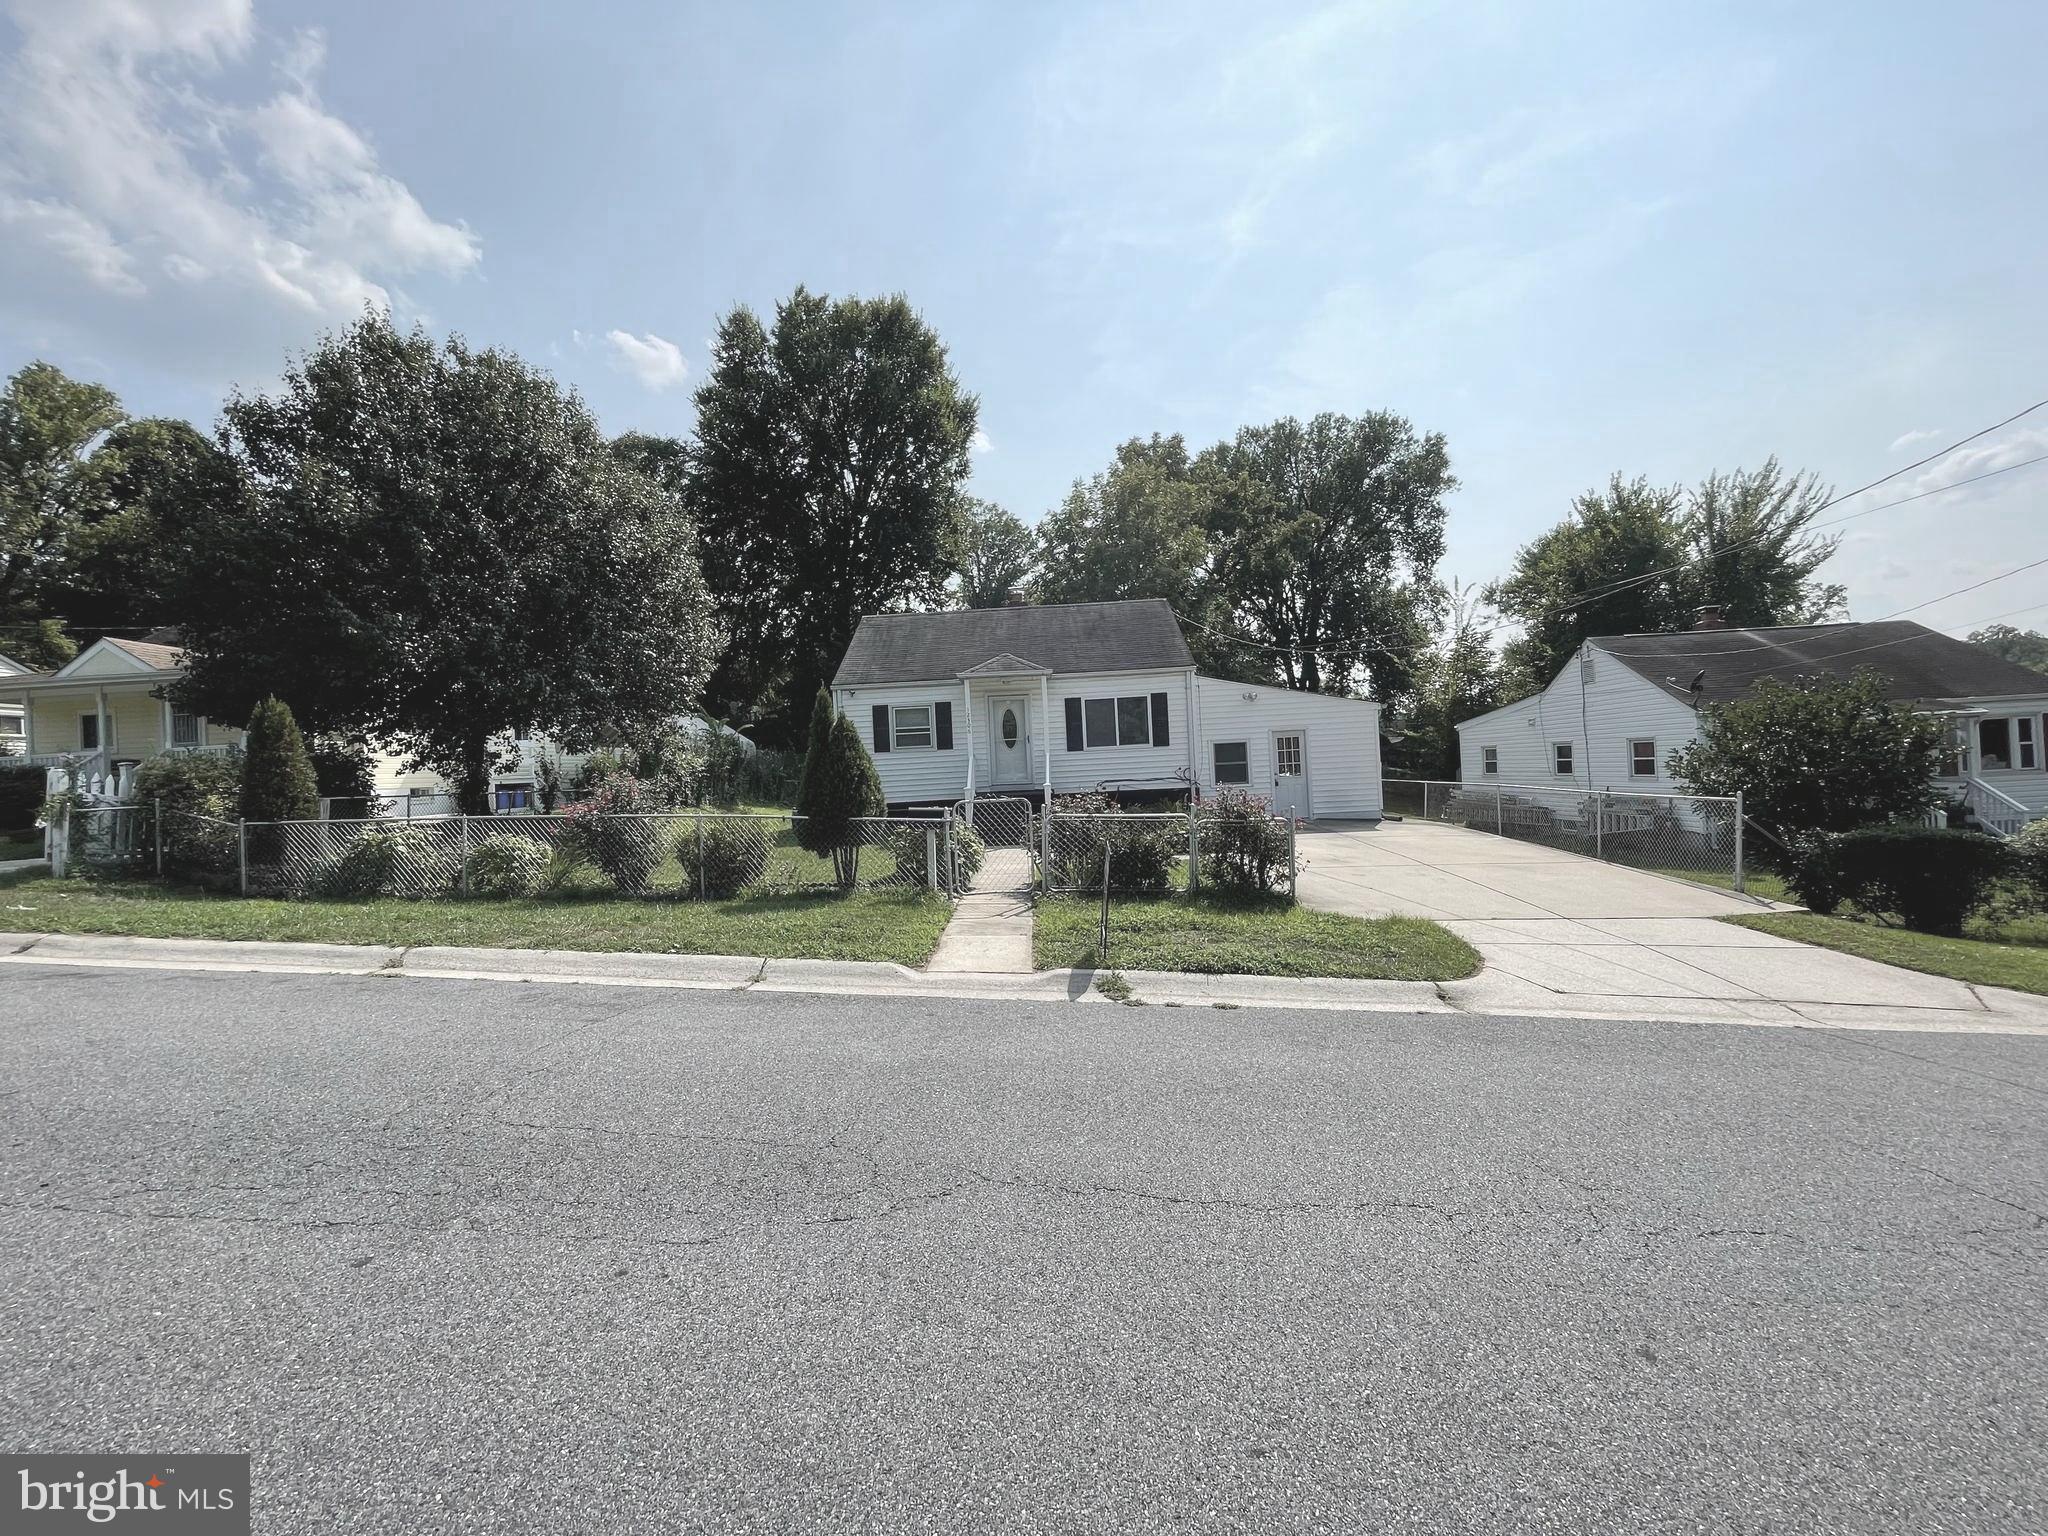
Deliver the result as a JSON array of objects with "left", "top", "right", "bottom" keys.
[{"left": 454, "top": 734, "right": 491, "bottom": 815}]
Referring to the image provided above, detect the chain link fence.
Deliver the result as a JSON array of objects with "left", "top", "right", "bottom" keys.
[
  {"left": 1042, "top": 805, "right": 1299, "bottom": 897},
  {"left": 1382, "top": 778, "right": 1746, "bottom": 891},
  {"left": 62, "top": 803, "right": 962, "bottom": 901}
]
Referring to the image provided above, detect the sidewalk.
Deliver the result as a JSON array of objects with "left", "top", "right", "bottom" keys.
[{"left": 5, "top": 930, "right": 2046, "bottom": 1034}]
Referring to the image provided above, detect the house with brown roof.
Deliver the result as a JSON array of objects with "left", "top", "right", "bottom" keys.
[
  {"left": 1455, "top": 610, "right": 2048, "bottom": 838},
  {"left": 0, "top": 635, "right": 243, "bottom": 774}
]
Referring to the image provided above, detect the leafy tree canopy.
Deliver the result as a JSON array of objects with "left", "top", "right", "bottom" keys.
[
  {"left": 1968, "top": 623, "right": 2048, "bottom": 674},
  {"left": 0, "top": 361, "right": 123, "bottom": 622},
  {"left": 1667, "top": 670, "right": 1947, "bottom": 858},
  {"left": 1391, "top": 587, "right": 1504, "bottom": 780},
  {"left": 1490, "top": 461, "right": 1843, "bottom": 691},
  {"left": 688, "top": 288, "right": 977, "bottom": 739},
  {"left": 956, "top": 499, "right": 1035, "bottom": 609},
  {"left": 169, "top": 312, "right": 720, "bottom": 813},
  {"left": 1199, "top": 411, "right": 1453, "bottom": 703}
]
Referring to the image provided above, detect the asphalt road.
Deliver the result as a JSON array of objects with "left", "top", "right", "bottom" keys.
[{"left": 3, "top": 965, "right": 2044, "bottom": 1534}]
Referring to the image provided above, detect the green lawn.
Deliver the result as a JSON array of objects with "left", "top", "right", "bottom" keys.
[
  {"left": 0, "top": 875, "right": 954, "bottom": 966},
  {"left": 1725, "top": 910, "right": 2048, "bottom": 997},
  {"left": 1035, "top": 891, "right": 1481, "bottom": 981},
  {"left": 1644, "top": 866, "right": 1791, "bottom": 903}
]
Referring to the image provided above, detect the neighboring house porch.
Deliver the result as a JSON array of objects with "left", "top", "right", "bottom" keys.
[{"left": 0, "top": 636, "right": 243, "bottom": 781}]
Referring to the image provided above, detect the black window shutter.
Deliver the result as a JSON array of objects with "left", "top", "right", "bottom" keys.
[
  {"left": 1064, "top": 697, "right": 1084, "bottom": 752},
  {"left": 1150, "top": 692, "right": 1169, "bottom": 747},
  {"left": 871, "top": 704, "right": 891, "bottom": 753},
  {"left": 934, "top": 701, "right": 953, "bottom": 750}
]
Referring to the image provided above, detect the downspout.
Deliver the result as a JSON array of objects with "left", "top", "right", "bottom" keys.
[
  {"left": 962, "top": 677, "right": 975, "bottom": 803},
  {"left": 1185, "top": 667, "right": 1199, "bottom": 798},
  {"left": 96, "top": 686, "right": 109, "bottom": 777},
  {"left": 1039, "top": 673, "right": 1051, "bottom": 804}
]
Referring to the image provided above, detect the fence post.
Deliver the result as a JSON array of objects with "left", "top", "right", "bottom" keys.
[
  {"left": 458, "top": 815, "right": 472, "bottom": 894},
  {"left": 1187, "top": 809, "right": 1200, "bottom": 895},
  {"left": 1733, "top": 791, "right": 1746, "bottom": 894},
  {"left": 943, "top": 817, "right": 955, "bottom": 895},
  {"left": 1594, "top": 790, "right": 1604, "bottom": 863},
  {"left": 237, "top": 818, "right": 248, "bottom": 895},
  {"left": 153, "top": 795, "right": 163, "bottom": 877},
  {"left": 1494, "top": 783, "right": 1504, "bottom": 838},
  {"left": 924, "top": 825, "right": 939, "bottom": 893},
  {"left": 1286, "top": 816, "right": 1298, "bottom": 902},
  {"left": 1099, "top": 834, "right": 1112, "bottom": 964},
  {"left": 695, "top": 808, "right": 706, "bottom": 899}
]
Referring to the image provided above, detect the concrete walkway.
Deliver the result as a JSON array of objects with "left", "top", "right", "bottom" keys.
[
  {"left": 926, "top": 862, "right": 1035, "bottom": 973},
  {"left": 1296, "top": 819, "right": 2029, "bottom": 1030}
]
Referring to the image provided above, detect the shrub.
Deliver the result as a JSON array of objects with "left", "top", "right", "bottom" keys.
[
  {"left": 0, "top": 763, "right": 47, "bottom": 831},
  {"left": 1198, "top": 788, "right": 1293, "bottom": 896},
  {"left": 793, "top": 691, "right": 884, "bottom": 888},
  {"left": 1668, "top": 671, "right": 1947, "bottom": 865},
  {"left": 676, "top": 816, "right": 771, "bottom": 898},
  {"left": 463, "top": 835, "right": 551, "bottom": 897},
  {"left": 738, "top": 746, "right": 800, "bottom": 807},
  {"left": 1825, "top": 825, "right": 2010, "bottom": 935},
  {"left": 880, "top": 815, "right": 982, "bottom": 890},
  {"left": 1780, "top": 832, "right": 1845, "bottom": 915},
  {"left": 560, "top": 773, "right": 669, "bottom": 893},
  {"left": 136, "top": 749, "right": 242, "bottom": 879},
  {"left": 240, "top": 696, "right": 320, "bottom": 823},
  {"left": 310, "top": 823, "right": 458, "bottom": 899},
  {"left": 1046, "top": 792, "right": 1179, "bottom": 892},
  {"left": 2007, "top": 818, "right": 2048, "bottom": 915},
  {"left": 309, "top": 734, "right": 379, "bottom": 813}
]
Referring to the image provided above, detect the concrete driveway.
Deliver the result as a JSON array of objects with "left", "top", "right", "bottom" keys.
[{"left": 1297, "top": 819, "right": 2039, "bottom": 1029}]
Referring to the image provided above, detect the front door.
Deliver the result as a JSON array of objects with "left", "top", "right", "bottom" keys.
[
  {"left": 990, "top": 696, "right": 1031, "bottom": 786},
  {"left": 1271, "top": 730, "right": 1309, "bottom": 820}
]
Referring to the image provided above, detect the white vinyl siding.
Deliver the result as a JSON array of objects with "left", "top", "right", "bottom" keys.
[
  {"left": 1193, "top": 676, "right": 1382, "bottom": 819},
  {"left": 1456, "top": 645, "right": 1703, "bottom": 793}
]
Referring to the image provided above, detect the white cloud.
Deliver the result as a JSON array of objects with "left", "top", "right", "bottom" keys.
[
  {"left": 971, "top": 427, "right": 993, "bottom": 455},
  {"left": 603, "top": 330, "right": 687, "bottom": 390},
  {"left": 1888, "top": 427, "right": 1945, "bottom": 453},
  {"left": 0, "top": 0, "right": 477, "bottom": 366}
]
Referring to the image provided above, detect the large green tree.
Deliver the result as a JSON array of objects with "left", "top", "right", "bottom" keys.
[
  {"left": 956, "top": 499, "right": 1035, "bottom": 609},
  {"left": 1487, "top": 474, "right": 1689, "bottom": 692},
  {"left": 169, "top": 313, "right": 721, "bottom": 812},
  {"left": 1969, "top": 624, "right": 2048, "bottom": 674},
  {"left": 0, "top": 361, "right": 123, "bottom": 624},
  {"left": 687, "top": 288, "right": 978, "bottom": 738},
  {"left": 1391, "top": 587, "right": 1504, "bottom": 780},
  {"left": 1199, "top": 411, "right": 1453, "bottom": 703},
  {"left": 1490, "top": 462, "right": 1843, "bottom": 692}
]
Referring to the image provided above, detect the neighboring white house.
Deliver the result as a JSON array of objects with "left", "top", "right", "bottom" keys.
[
  {"left": 0, "top": 636, "right": 243, "bottom": 773},
  {"left": 830, "top": 598, "right": 1383, "bottom": 820},
  {"left": 1455, "top": 612, "right": 2048, "bottom": 837},
  {"left": 0, "top": 651, "right": 32, "bottom": 752}
]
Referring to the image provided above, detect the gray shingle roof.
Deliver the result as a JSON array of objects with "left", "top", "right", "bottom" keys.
[
  {"left": 833, "top": 599, "right": 1194, "bottom": 686},
  {"left": 1595, "top": 620, "right": 2048, "bottom": 706}
]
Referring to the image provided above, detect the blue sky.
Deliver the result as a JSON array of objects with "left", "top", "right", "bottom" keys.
[{"left": 3, "top": 0, "right": 2044, "bottom": 638}]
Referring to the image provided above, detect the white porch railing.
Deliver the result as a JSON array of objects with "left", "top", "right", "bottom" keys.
[{"left": 1940, "top": 776, "right": 2035, "bottom": 840}]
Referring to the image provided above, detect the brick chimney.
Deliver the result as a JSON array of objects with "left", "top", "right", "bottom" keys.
[{"left": 1692, "top": 605, "right": 1727, "bottom": 631}]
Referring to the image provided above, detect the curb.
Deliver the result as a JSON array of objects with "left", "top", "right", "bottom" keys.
[{"left": 4, "top": 930, "right": 2046, "bottom": 1034}]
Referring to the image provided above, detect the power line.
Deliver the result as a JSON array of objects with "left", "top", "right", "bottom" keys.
[{"left": 1536, "top": 403, "right": 2048, "bottom": 616}]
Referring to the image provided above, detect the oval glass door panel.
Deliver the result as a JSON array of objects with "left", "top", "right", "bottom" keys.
[{"left": 1002, "top": 708, "right": 1019, "bottom": 748}]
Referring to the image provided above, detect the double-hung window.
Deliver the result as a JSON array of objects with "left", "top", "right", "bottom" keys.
[
  {"left": 1213, "top": 741, "right": 1250, "bottom": 784},
  {"left": 79, "top": 714, "right": 100, "bottom": 750},
  {"left": 2018, "top": 716, "right": 2039, "bottom": 771},
  {"left": 1629, "top": 739, "right": 1656, "bottom": 778},
  {"left": 1552, "top": 742, "right": 1574, "bottom": 776},
  {"left": 1481, "top": 746, "right": 1498, "bottom": 776},
  {"left": 1084, "top": 696, "right": 1150, "bottom": 748},
  {"left": 171, "top": 709, "right": 200, "bottom": 747},
  {"left": 891, "top": 705, "right": 933, "bottom": 749}
]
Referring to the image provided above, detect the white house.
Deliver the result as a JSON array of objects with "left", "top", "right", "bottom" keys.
[
  {"left": 830, "top": 598, "right": 1383, "bottom": 820},
  {"left": 1455, "top": 612, "right": 2048, "bottom": 837}
]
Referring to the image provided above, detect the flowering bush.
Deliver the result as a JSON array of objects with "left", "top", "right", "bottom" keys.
[
  {"left": 1197, "top": 788, "right": 1292, "bottom": 897},
  {"left": 560, "top": 774, "right": 670, "bottom": 894}
]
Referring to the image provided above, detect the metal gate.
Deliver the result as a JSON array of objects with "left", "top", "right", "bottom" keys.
[{"left": 955, "top": 796, "right": 1036, "bottom": 891}]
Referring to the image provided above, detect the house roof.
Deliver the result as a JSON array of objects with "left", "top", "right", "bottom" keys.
[
  {"left": 101, "top": 636, "right": 185, "bottom": 670},
  {"left": 832, "top": 599, "right": 1195, "bottom": 686},
  {"left": 1594, "top": 620, "right": 2048, "bottom": 707}
]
